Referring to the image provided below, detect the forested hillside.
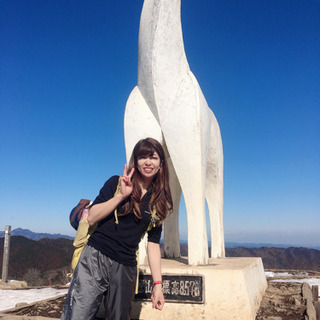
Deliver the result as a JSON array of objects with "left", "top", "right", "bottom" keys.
[{"left": 1, "top": 237, "right": 320, "bottom": 286}]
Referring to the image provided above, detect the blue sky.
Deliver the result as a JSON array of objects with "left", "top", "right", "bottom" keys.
[{"left": 1, "top": 0, "right": 319, "bottom": 246}]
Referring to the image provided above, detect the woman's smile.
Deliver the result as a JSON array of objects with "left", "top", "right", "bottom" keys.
[{"left": 137, "top": 152, "right": 161, "bottom": 180}]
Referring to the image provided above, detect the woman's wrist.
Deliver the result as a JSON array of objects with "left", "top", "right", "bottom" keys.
[
  {"left": 114, "top": 192, "right": 127, "bottom": 202},
  {"left": 153, "top": 280, "right": 162, "bottom": 287}
]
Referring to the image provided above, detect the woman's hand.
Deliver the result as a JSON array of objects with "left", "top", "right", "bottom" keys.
[
  {"left": 151, "top": 284, "right": 165, "bottom": 310},
  {"left": 88, "top": 166, "right": 134, "bottom": 225},
  {"left": 119, "top": 164, "right": 134, "bottom": 199},
  {"left": 147, "top": 242, "right": 164, "bottom": 310}
]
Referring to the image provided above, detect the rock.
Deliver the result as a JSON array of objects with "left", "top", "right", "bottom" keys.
[
  {"left": 303, "top": 282, "right": 313, "bottom": 302},
  {"left": 306, "top": 299, "right": 317, "bottom": 320},
  {"left": 294, "top": 297, "right": 302, "bottom": 306},
  {"left": 15, "top": 302, "right": 28, "bottom": 308},
  {"left": 302, "top": 282, "right": 317, "bottom": 320},
  {"left": 287, "top": 296, "right": 301, "bottom": 306},
  {"left": 0, "top": 280, "right": 27, "bottom": 289},
  {"left": 314, "top": 301, "right": 320, "bottom": 320},
  {"left": 312, "top": 286, "right": 319, "bottom": 302}
]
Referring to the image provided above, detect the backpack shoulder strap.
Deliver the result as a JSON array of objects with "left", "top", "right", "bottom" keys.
[
  {"left": 114, "top": 176, "right": 122, "bottom": 224},
  {"left": 147, "top": 205, "right": 162, "bottom": 231}
]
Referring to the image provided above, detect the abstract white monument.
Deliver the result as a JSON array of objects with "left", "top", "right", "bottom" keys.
[{"left": 124, "top": 0, "right": 224, "bottom": 266}]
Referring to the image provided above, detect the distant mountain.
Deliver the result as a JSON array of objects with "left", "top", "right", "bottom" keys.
[
  {"left": 179, "top": 243, "right": 320, "bottom": 270},
  {"left": 225, "top": 242, "right": 320, "bottom": 250},
  {"left": 2, "top": 229, "right": 319, "bottom": 250},
  {"left": 180, "top": 239, "right": 320, "bottom": 250},
  {"left": 1, "top": 236, "right": 320, "bottom": 286},
  {"left": 0, "top": 228, "right": 73, "bottom": 240},
  {"left": 226, "top": 246, "right": 320, "bottom": 270}
]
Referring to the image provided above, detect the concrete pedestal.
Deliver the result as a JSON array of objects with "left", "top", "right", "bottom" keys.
[{"left": 131, "top": 257, "right": 267, "bottom": 320}]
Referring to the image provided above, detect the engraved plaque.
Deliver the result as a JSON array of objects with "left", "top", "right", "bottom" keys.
[{"left": 135, "top": 274, "right": 204, "bottom": 304}]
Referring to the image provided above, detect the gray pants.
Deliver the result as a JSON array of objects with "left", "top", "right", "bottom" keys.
[{"left": 61, "top": 245, "right": 137, "bottom": 320}]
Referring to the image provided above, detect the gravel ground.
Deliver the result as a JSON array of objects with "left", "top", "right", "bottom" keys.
[
  {"left": 1, "top": 280, "right": 319, "bottom": 319},
  {"left": 256, "top": 282, "right": 307, "bottom": 320}
]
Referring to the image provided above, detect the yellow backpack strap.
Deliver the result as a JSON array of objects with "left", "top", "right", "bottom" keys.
[
  {"left": 146, "top": 205, "right": 159, "bottom": 232},
  {"left": 135, "top": 206, "right": 158, "bottom": 293},
  {"left": 151, "top": 205, "right": 157, "bottom": 227},
  {"left": 135, "top": 249, "right": 140, "bottom": 294},
  {"left": 114, "top": 177, "right": 121, "bottom": 224}
]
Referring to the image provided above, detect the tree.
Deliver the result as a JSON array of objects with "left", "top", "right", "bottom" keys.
[{"left": 23, "top": 268, "right": 44, "bottom": 286}]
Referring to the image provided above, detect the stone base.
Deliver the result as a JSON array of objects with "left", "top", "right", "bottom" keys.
[{"left": 131, "top": 257, "right": 267, "bottom": 320}]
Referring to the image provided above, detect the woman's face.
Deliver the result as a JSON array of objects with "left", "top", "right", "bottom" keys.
[{"left": 137, "top": 152, "right": 161, "bottom": 181}]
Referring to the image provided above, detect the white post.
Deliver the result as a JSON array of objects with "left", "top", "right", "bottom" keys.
[{"left": 2, "top": 225, "right": 11, "bottom": 282}]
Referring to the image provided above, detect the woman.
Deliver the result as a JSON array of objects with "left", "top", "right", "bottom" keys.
[{"left": 61, "top": 138, "right": 173, "bottom": 320}]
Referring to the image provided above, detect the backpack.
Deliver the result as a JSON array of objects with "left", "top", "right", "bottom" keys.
[
  {"left": 69, "top": 199, "right": 92, "bottom": 230},
  {"left": 68, "top": 178, "right": 121, "bottom": 273}
]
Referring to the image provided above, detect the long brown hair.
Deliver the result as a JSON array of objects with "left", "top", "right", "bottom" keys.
[{"left": 118, "top": 138, "right": 173, "bottom": 223}]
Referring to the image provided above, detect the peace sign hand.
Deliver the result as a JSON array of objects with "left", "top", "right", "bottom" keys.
[{"left": 120, "top": 164, "right": 135, "bottom": 199}]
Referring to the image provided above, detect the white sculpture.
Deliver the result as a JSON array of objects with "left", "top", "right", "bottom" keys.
[{"left": 124, "top": 0, "right": 224, "bottom": 265}]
